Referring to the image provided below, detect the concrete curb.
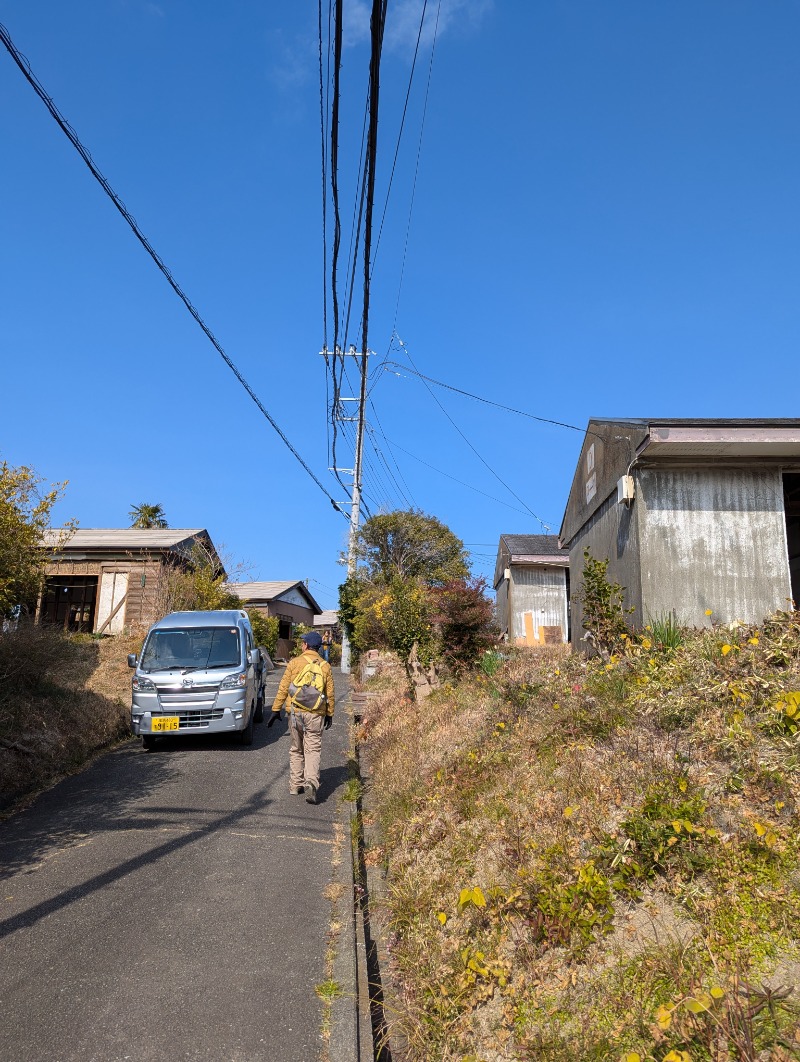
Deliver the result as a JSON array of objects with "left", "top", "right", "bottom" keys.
[
  {"left": 330, "top": 694, "right": 400, "bottom": 1062},
  {"left": 329, "top": 796, "right": 361, "bottom": 1062}
]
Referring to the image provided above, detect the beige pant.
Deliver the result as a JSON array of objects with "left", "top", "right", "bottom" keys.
[{"left": 289, "top": 710, "right": 325, "bottom": 790}]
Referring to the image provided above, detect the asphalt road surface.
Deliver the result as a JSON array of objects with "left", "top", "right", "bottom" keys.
[{"left": 0, "top": 667, "right": 351, "bottom": 1062}]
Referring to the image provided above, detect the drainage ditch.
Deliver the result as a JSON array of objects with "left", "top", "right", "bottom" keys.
[{"left": 351, "top": 739, "right": 392, "bottom": 1062}]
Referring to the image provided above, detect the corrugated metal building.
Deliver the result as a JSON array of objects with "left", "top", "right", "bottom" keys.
[
  {"left": 226, "top": 581, "right": 322, "bottom": 660},
  {"left": 40, "top": 528, "right": 223, "bottom": 634},
  {"left": 494, "top": 534, "right": 570, "bottom": 645},
  {"left": 559, "top": 419, "right": 800, "bottom": 646}
]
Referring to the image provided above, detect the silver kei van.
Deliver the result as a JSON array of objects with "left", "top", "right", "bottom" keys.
[{"left": 128, "top": 610, "right": 265, "bottom": 750}]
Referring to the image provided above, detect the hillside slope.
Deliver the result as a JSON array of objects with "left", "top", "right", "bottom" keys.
[
  {"left": 359, "top": 614, "right": 800, "bottom": 1061},
  {"left": 0, "top": 625, "right": 138, "bottom": 808}
]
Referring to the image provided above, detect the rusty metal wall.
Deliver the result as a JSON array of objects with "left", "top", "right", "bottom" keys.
[
  {"left": 509, "top": 565, "right": 569, "bottom": 643},
  {"left": 638, "top": 467, "right": 792, "bottom": 626}
]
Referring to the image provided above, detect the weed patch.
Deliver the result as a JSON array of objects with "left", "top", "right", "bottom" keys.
[{"left": 358, "top": 616, "right": 800, "bottom": 1060}]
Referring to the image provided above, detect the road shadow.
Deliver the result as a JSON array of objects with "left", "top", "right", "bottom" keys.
[
  {"left": 0, "top": 717, "right": 286, "bottom": 884},
  {"left": 0, "top": 775, "right": 276, "bottom": 939},
  {"left": 316, "top": 762, "right": 350, "bottom": 804}
]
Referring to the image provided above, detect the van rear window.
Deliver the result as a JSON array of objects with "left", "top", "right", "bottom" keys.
[{"left": 140, "top": 627, "right": 240, "bottom": 671}]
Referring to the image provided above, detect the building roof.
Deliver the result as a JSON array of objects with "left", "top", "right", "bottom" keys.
[
  {"left": 313, "top": 610, "right": 339, "bottom": 627},
  {"left": 500, "top": 534, "right": 569, "bottom": 558},
  {"left": 494, "top": 534, "right": 569, "bottom": 587},
  {"left": 44, "top": 528, "right": 208, "bottom": 549},
  {"left": 226, "top": 580, "right": 322, "bottom": 613},
  {"left": 559, "top": 418, "right": 800, "bottom": 547}
]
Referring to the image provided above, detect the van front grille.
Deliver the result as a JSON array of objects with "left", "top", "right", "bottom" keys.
[
  {"left": 159, "top": 694, "right": 216, "bottom": 708},
  {"left": 153, "top": 708, "right": 225, "bottom": 728},
  {"left": 158, "top": 684, "right": 219, "bottom": 696}
]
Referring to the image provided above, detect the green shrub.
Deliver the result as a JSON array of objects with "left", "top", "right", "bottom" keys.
[
  {"left": 576, "top": 549, "right": 633, "bottom": 653},
  {"left": 247, "top": 609, "right": 278, "bottom": 657}
]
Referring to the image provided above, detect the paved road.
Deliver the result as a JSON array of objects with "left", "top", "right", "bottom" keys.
[{"left": 0, "top": 667, "right": 351, "bottom": 1062}]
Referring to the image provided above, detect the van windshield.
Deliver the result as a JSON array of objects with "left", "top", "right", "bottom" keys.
[{"left": 140, "top": 627, "right": 241, "bottom": 672}]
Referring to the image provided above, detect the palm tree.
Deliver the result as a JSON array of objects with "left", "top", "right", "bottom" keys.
[{"left": 128, "top": 503, "right": 169, "bottom": 529}]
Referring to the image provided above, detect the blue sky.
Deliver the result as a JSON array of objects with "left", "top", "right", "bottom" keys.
[{"left": 2, "top": 1, "right": 799, "bottom": 608}]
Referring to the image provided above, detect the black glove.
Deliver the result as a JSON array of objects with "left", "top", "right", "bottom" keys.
[
  {"left": 323, "top": 715, "right": 333, "bottom": 730},
  {"left": 267, "top": 711, "right": 282, "bottom": 728}
]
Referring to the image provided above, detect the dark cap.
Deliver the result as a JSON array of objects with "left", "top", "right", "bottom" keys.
[{"left": 301, "top": 631, "right": 323, "bottom": 650}]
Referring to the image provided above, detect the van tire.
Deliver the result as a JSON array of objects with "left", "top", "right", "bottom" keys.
[
  {"left": 239, "top": 708, "right": 255, "bottom": 746},
  {"left": 254, "top": 689, "right": 265, "bottom": 724},
  {"left": 142, "top": 735, "right": 157, "bottom": 751}
]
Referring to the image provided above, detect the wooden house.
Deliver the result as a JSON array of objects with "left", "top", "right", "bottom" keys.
[
  {"left": 226, "top": 581, "right": 322, "bottom": 660},
  {"left": 39, "top": 528, "right": 222, "bottom": 634}
]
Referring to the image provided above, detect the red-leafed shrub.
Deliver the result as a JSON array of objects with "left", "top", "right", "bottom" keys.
[{"left": 432, "top": 577, "right": 497, "bottom": 675}]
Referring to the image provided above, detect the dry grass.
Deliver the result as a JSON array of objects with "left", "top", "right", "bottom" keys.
[
  {"left": 359, "top": 618, "right": 800, "bottom": 1061},
  {"left": 0, "top": 622, "right": 140, "bottom": 808}
]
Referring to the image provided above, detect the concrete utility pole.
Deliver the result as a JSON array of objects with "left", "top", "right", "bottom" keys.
[{"left": 324, "top": 345, "right": 369, "bottom": 675}]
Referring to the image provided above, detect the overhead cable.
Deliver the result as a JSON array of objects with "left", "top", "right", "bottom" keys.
[
  {"left": 318, "top": 0, "right": 332, "bottom": 464},
  {"left": 329, "top": 0, "right": 344, "bottom": 365},
  {"left": 375, "top": 429, "right": 550, "bottom": 521},
  {"left": 370, "top": 0, "right": 429, "bottom": 274},
  {"left": 0, "top": 21, "right": 346, "bottom": 518},
  {"left": 393, "top": 337, "right": 552, "bottom": 531},
  {"left": 383, "top": 358, "right": 593, "bottom": 437},
  {"left": 391, "top": 0, "right": 441, "bottom": 333}
]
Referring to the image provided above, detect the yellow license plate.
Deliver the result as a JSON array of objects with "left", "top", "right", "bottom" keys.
[{"left": 151, "top": 716, "right": 179, "bottom": 732}]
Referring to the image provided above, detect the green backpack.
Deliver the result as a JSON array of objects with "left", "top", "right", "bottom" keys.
[{"left": 288, "top": 659, "right": 327, "bottom": 712}]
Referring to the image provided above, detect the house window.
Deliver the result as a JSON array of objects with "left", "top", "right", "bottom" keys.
[{"left": 278, "top": 619, "right": 292, "bottom": 640}]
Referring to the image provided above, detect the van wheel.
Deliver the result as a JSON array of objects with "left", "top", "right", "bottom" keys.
[
  {"left": 239, "top": 709, "right": 255, "bottom": 746},
  {"left": 142, "top": 735, "right": 157, "bottom": 751},
  {"left": 254, "top": 689, "right": 265, "bottom": 724}
]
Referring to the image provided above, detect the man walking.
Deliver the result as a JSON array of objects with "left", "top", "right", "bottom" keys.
[{"left": 268, "top": 630, "right": 335, "bottom": 804}]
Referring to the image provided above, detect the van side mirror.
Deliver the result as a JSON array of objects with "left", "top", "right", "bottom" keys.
[
  {"left": 127, "top": 654, "right": 138, "bottom": 668},
  {"left": 249, "top": 649, "right": 260, "bottom": 668}
]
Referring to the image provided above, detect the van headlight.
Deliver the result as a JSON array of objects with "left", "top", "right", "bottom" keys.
[
  {"left": 220, "top": 672, "right": 247, "bottom": 690},
  {"left": 132, "top": 676, "right": 156, "bottom": 691}
]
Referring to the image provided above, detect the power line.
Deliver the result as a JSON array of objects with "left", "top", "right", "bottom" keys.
[
  {"left": 318, "top": 0, "right": 330, "bottom": 354},
  {"left": 0, "top": 21, "right": 347, "bottom": 519},
  {"left": 365, "top": 423, "right": 415, "bottom": 509},
  {"left": 368, "top": 399, "right": 417, "bottom": 505},
  {"left": 370, "top": 0, "right": 429, "bottom": 274},
  {"left": 329, "top": 0, "right": 344, "bottom": 365},
  {"left": 391, "top": 0, "right": 441, "bottom": 333},
  {"left": 376, "top": 429, "right": 550, "bottom": 521},
  {"left": 392, "top": 337, "right": 552, "bottom": 531},
  {"left": 319, "top": 0, "right": 333, "bottom": 465},
  {"left": 340, "top": 0, "right": 437, "bottom": 376},
  {"left": 383, "top": 358, "right": 596, "bottom": 438}
]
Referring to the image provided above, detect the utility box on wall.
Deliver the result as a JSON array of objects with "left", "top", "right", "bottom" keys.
[{"left": 617, "top": 475, "right": 635, "bottom": 503}]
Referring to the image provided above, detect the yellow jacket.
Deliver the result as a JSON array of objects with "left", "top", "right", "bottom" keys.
[{"left": 271, "top": 650, "right": 335, "bottom": 717}]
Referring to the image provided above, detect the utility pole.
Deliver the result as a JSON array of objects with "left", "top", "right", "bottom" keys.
[{"left": 324, "top": 345, "right": 369, "bottom": 674}]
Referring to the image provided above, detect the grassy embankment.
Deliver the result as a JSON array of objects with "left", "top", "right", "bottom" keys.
[
  {"left": 0, "top": 624, "right": 139, "bottom": 808},
  {"left": 358, "top": 612, "right": 800, "bottom": 1061}
]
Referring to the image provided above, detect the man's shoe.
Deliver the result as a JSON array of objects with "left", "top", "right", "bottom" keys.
[
  {"left": 291, "top": 786, "right": 304, "bottom": 795},
  {"left": 305, "top": 782, "right": 318, "bottom": 805}
]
